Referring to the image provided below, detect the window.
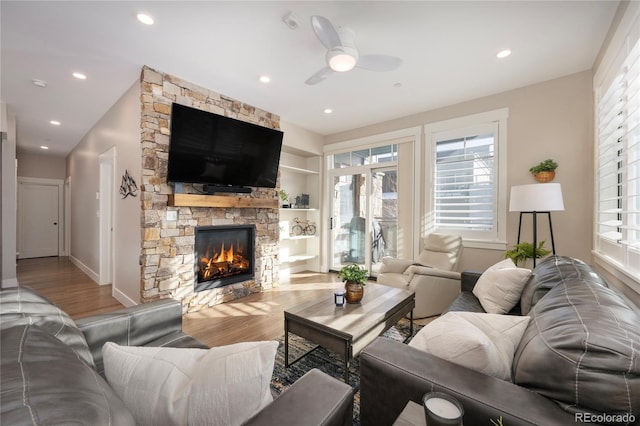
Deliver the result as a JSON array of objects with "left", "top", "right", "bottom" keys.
[
  {"left": 333, "top": 145, "right": 397, "bottom": 168},
  {"left": 594, "top": 6, "right": 640, "bottom": 279},
  {"left": 424, "top": 109, "right": 508, "bottom": 249}
]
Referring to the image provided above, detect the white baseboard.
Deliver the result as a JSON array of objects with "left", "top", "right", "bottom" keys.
[
  {"left": 69, "top": 255, "right": 100, "bottom": 285},
  {"left": 112, "top": 286, "right": 137, "bottom": 308},
  {"left": 2, "top": 278, "right": 19, "bottom": 288}
]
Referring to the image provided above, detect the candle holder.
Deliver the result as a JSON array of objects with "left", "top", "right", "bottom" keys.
[
  {"left": 422, "top": 392, "right": 463, "bottom": 425},
  {"left": 334, "top": 291, "right": 345, "bottom": 306}
]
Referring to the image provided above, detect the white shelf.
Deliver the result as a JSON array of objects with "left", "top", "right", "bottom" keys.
[
  {"left": 281, "top": 235, "right": 317, "bottom": 241},
  {"left": 280, "top": 164, "right": 319, "bottom": 175},
  {"left": 280, "top": 208, "right": 317, "bottom": 212},
  {"left": 281, "top": 254, "right": 317, "bottom": 263}
]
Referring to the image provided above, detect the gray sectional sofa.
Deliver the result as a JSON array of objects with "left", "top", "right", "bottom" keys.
[
  {"left": 360, "top": 256, "right": 640, "bottom": 425},
  {"left": 0, "top": 286, "right": 353, "bottom": 425}
]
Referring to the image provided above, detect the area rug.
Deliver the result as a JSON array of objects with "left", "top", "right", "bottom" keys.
[{"left": 270, "top": 318, "right": 421, "bottom": 425}]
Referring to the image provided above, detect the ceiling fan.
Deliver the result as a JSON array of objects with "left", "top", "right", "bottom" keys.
[{"left": 305, "top": 15, "right": 402, "bottom": 85}]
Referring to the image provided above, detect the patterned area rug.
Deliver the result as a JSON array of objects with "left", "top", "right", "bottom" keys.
[{"left": 270, "top": 318, "right": 421, "bottom": 425}]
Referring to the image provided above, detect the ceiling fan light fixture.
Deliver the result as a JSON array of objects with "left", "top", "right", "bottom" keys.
[{"left": 328, "top": 51, "right": 357, "bottom": 72}]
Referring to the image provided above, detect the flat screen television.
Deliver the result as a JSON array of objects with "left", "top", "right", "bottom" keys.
[{"left": 167, "top": 103, "right": 283, "bottom": 190}]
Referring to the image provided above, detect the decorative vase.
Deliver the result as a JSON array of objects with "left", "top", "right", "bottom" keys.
[
  {"left": 344, "top": 282, "right": 364, "bottom": 304},
  {"left": 534, "top": 171, "right": 555, "bottom": 182}
]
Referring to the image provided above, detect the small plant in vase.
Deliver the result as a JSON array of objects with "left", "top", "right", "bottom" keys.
[
  {"left": 338, "top": 264, "right": 368, "bottom": 304},
  {"left": 279, "top": 189, "right": 290, "bottom": 208},
  {"left": 529, "top": 159, "right": 558, "bottom": 183}
]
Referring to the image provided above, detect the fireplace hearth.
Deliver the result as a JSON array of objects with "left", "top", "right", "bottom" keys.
[{"left": 195, "top": 225, "right": 255, "bottom": 292}]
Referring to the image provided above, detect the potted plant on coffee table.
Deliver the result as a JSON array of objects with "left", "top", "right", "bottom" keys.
[
  {"left": 338, "top": 264, "right": 368, "bottom": 304},
  {"left": 529, "top": 159, "right": 558, "bottom": 182}
]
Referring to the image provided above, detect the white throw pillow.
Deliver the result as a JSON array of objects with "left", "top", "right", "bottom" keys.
[
  {"left": 472, "top": 260, "right": 532, "bottom": 314},
  {"left": 102, "top": 341, "right": 278, "bottom": 426},
  {"left": 409, "top": 312, "right": 531, "bottom": 381}
]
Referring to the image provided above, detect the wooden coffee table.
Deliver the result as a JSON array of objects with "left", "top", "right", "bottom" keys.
[{"left": 284, "top": 283, "right": 415, "bottom": 383}]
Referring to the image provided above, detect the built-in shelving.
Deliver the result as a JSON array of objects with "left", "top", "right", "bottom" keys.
[
  {"left": 279, "top": 164, "right": 320, "bottom": 175},
  {"left": 279, "top": 154, "right": 321, "bottom": 275},
  {"left": 281, "top": 235, "right": 317, "bottom": 241},
  {"left": 282, "top": 254, "right": 317, "bottom": 263}
]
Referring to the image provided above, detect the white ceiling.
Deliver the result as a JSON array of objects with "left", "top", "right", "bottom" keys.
[{"left": 1, "top": 1, "right": 619, "bottom": 156}]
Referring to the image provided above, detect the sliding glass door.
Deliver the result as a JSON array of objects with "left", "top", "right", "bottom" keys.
[{"left": 329, "top": 164, "right": 397, "bottom": 276}]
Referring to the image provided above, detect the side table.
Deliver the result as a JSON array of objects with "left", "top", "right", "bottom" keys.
[{"left": 393, "top": 401, "right": 425, "bottom": 426}]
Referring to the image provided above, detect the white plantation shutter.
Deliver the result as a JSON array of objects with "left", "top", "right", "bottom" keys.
[
  {"left": 435, "top": 133, "right": 495, "bottom": 231},
  {"left": 595, "top": 7, "right": 640, "bottom": 278},
  {"left": 424, "top": 110, "right": 507, "bottom": 250}
]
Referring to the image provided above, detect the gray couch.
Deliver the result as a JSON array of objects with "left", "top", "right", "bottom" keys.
[
  {"left": 361, "top": 256, "right": 640, "bottom": 425},
  {"left": 1, "top": 286, "right": 353, "bottom": 425}
]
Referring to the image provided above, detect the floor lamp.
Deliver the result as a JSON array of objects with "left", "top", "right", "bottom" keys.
[{"left": 509, "top": 183, "right": 565, "bottom": 267}]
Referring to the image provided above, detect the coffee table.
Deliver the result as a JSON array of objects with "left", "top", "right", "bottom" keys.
[{"left": 284, "top": 283, "right": 415, "bottom": 383}]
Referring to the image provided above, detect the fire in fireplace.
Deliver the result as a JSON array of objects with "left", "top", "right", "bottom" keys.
[{"left": 194, "top": 225, "right": 255, "bottom": 292}]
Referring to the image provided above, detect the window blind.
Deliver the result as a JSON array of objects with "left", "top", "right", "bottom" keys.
[
  {"left": 596, "top": 31, "right": 640, "bottom": 275},
  {"left": 434, "top": 133, "right": 495, "bottom": 232}
]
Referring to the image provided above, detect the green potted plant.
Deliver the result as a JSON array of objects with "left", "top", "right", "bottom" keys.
[
  {"left": 279, "top": 189, "right": 290, "bottom": 208},
  {"left": 504, "top": 241, "right": 551, "bottom": 267},
  {"left": 529, "top": 158, "right": 558, "bottom": 182},
  {"left": 338, "top": 264, "right": 368, "bottom": 304}
]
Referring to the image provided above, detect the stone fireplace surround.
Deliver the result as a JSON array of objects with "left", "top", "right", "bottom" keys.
[{"left": 140, "top": 66, "right": 280, "bottom": 313}]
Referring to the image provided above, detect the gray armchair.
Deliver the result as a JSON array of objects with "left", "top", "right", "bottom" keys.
[{"left": 377, "top": 233, "right": 463, "bottom": 318}]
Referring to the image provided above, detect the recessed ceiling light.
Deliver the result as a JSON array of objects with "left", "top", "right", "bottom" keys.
[
  {"left": 497, "top": 49, "right": 512, "bottom": 59},
  {"left": 324, "top": 108, "right": 333, "bottom": 114},
  {"left": 32, "top": 79, "right": 47, "bottom": 88},
  {"left": 259, "top": 75, "right": 271, "bottom": 84},
  {"left": 50, "top": 120, "right": 61, "bottom": 126},
  {"left": 40, "top": 145, "right": 49, "bottom": 150},
  {"left": 72, "top": 72, "right": 87, "bottom": 80},
  {"left": 137, "top": 13, "right": 154, "bottom": 25}
]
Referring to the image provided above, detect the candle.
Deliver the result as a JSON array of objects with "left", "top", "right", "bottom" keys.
[
  {"left": 334, "top": 291, "right": 345, "bottom": 306},
  {"left": 422, "top": 392, "right": 463, "bottom": 425},
  {"left": 425, "top": 398, "right": 460, "bottom": 419}
]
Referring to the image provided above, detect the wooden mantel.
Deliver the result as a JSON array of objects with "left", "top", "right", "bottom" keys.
[{"left": 167, "top": 193, "right": 278, "bottom": 209}]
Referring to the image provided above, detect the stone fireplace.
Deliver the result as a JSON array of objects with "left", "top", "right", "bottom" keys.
[
  {"left": 139, "top": 66, "right": 280, "bottom": 313},
  {"left": 195, "top": 225, "right": 255, "bottom": 292}
]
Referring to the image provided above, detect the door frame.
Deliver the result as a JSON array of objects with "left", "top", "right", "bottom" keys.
[
  {"left": 98, "top": 148, "right": 115, "bottom": 286},
  {"left": 64, "top": 177, "right": 71, "bottom": 257},
  {"left": 17, "top": 177, "right": 64, "bottom": 258}
]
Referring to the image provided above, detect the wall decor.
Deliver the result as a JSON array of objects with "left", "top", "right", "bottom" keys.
[{"left": 120, "top": 169, "right": 138, "bottom": 198}]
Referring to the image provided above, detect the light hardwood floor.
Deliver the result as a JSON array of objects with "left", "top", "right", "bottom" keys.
[{"left": 16, "top": 257, "right": 345, "bottom": 347}]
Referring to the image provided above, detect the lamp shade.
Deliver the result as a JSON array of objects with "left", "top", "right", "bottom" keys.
[{"left": 509, "top": 183, "right": 565, "bottom": 212}]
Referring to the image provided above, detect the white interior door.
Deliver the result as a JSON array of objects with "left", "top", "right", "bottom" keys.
[{"left": 18, "top": 181, "right": 60, "bottom": 258}]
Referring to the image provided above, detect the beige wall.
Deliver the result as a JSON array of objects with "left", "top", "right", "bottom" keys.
[
  {"left": 17, "top": 149, "right": 66, "bottom": 180},
  {"left": 326, "top": 71, "right": 594, "bottom": 271},
  {"left": 280, "top": 120, "right": 324, "bottom": 156},
  {"left": 66, "top": 80, "right": 141, "bottom": 305}
]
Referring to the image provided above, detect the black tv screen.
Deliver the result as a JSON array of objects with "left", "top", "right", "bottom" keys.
[{"left": 167, "top": 103, "right": 283, "bottom": 189}]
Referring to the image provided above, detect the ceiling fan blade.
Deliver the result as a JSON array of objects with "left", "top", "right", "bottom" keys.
[
  {"left": 305, "top": 67, "right": 334, "bottom": 85},
  {"left": 357, "top": 55, "right": 403, "bottom": 72},
  {"left": 310, "top": 15, "right": 342, "bottom": 50}
]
